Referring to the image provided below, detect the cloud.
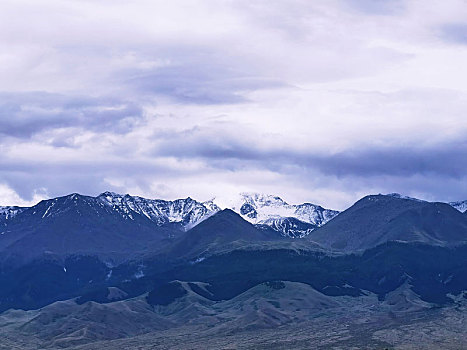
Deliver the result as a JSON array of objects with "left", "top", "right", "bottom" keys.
[
  {"left": 0, "top": 183, "right": 48, "bottom": 207},
  {"left": 0, "top": 92, "right": 143, "bottom": 138},
  {"left": 152, "top": 125, "right": 467, "bottom": 179},
  {"left": 441, "top": 23, "right": 467, "bottom": 44},
  {"left": 124, "top": 51, "right": 285, "bottom": 104},
  {"left": 0, "top": 0, "right": 467, "bottom": 209}
]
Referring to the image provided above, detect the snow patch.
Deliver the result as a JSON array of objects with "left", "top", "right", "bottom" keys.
[{"left": 449, "top": 200, "right": 467, "bottom": 213}]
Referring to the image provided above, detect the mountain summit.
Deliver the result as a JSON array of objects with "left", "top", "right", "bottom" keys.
[
  {"left": 229, "top": 193, "right": 339, "bottom": 238},
  {"left": 169, "top": 209, "right": 275, "bottom": 258}
]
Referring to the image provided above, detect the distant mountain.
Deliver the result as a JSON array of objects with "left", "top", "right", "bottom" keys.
[
  {"left": 2, "top": 191, "right": 466, "bottom": 265},
  {"left": 3, "top": 192, "right": 338, "bottom": 241},
  {"left": 450, "top": 200, "right": 467, "bottom": 213},
  {"left": 308, "top": 194, "right": 467, "bottom": 252},
  {"left": 229, "top": 193, "right": 339, "bottom": 238}
]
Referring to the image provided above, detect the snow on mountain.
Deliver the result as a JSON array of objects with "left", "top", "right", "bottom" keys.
[
  {"left": 8, "top": 192, "right": 220, "bottom": 232},
  {"left": 0, "top": 206, "right": 27, "bottom": 225},
  {"left": 449, "top": 200, "right": 467, "bottom": 213},
  {"left": 386, "top": 194, "right": 467, "bottom": 213},
  {"left": 0, "top": 192, "right": 338, "bottom": 238},
  {"left": 385, "top": 193, "right": 426, "bottom": 202},
  {"left": 229, "top": 193, "right": 339, "bottom": 238},
  {"left": 256, "top": 217, "right": 316, "bottom": 238},
  {"left": 97, "top": 192, "right": 220, "bottom": 230},
  {"left": 8, "top": 191, "right": 463, "bottom": 239}
]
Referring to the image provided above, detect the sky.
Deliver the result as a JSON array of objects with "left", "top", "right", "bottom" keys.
[{"left": 0, "top": 0, "right": 467, "bottom": 210}]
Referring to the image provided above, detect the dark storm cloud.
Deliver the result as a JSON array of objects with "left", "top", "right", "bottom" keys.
[
  {"left": 154, "top": 133, "right": 467, "bottom": 179},
  {"left": 0, "top": 156, "right": 195, "bottom": 202},
  {"left": 309, "top": 145, "right": 467, "bottom": 178},
  {"left": 0, "top": 92, "right": 143, "bottom": 138}
]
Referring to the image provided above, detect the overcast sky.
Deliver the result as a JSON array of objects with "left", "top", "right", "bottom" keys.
[{"left": 0, "top": 0, "right": 467, "bottom": 210}]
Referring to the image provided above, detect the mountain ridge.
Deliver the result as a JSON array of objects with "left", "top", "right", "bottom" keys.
[
  {"left": 0, "top": 193, "right": 180, "bottom": 265},
  {"left": 1, "top": 191, "right": 342, "bottom": 238},
  {"left": 96, "top": 191, "right": 220, "bottom": 230},
  {"left": 2, "top": 191, "right": 467, "bottom": 240}
]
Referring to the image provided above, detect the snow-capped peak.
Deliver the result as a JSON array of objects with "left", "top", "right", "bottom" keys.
[
  {"left": 239, "top": 192, "right": 288, "bottom": 207},
  {"left": 99, "top": 191, "right": 121, "bottom": 201},
  {"left": 229, "top": 192, "right": 339, "bottom": 237},
  {"left": 97, "top": 192, "right": 220, "bottom": 230}
]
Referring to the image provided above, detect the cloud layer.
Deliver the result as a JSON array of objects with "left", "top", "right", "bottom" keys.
[{"left": 0, "top": 0, "right": 467, "bottom": 209}]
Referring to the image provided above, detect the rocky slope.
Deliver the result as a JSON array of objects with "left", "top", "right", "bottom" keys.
[{"left": 97, "top": 192, "right": 220, "bottom": 230}]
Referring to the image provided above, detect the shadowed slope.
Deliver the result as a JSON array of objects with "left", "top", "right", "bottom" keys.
[
  {"left": 0, "top": 194, "right": 176, "bottom": 265},
  {"left": 308, "top": 194, "right": 467, "bottom": 252},
  {"left": 168, "top": 209, "right": 277, "bottom": 259}
]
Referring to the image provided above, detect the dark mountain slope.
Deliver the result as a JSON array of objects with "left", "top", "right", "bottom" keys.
[
  {"left": 308, "top": 194, "right": 467, "bottom": 252},
  {"left": 0, "top": 194, "right": 177, "bottom": 265},
  {"left": 3, "top": 240, "right": 467, "bottom": 313},
  {"left": 152, "top": 242, "right": 467, "bottom": 304},
  {"left": 168, "top": 209, "right": 278, "bottom": 259}
]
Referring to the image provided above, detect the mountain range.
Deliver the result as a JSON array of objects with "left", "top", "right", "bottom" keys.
[
  {"left": 3, "top": 191, "right": 464, "bottom": 238},
  {"left": 1, "top": 191, "right": 467, "bottom": 349},
  {"left": 1, "top": 191, "right": 466, "bottom": 263},
  {"left": 0, "top": 192, "right": 340, "bottom": 239}
]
